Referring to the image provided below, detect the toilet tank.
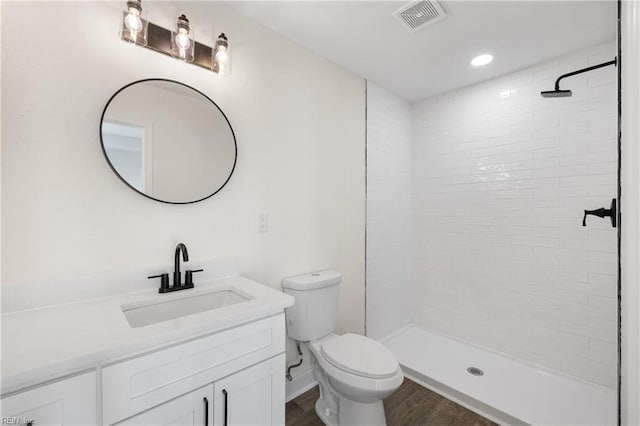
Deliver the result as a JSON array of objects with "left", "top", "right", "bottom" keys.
[{"left": 282, "top": 271, "right": 342, "bottom": 341}]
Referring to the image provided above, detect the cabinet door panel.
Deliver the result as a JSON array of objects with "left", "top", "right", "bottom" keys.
[
  {"left": 213, "top": 355, "right": 285, "bottom": 426},
  {"left": 116, "top": 385, "right": 213, "bottom": 426},
  {"left": 0, "top": 371, "right": 96, "bottom": 426}
]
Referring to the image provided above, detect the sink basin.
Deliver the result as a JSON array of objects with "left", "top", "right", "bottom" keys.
[{"left": 122, "top": 289, "right": 251, "bottom": 328}]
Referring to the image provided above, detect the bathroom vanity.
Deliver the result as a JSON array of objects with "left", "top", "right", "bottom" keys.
[{"left": 1, "top": 272, "right": 293, "bottom": 425}]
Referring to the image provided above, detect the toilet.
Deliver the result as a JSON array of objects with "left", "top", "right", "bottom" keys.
[{"left": 282, "top": 271, "right": 403, "bottom": 426}]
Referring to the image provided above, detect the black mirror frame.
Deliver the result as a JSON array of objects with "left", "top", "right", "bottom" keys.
[{"left": 99, "top": 78, "right": 238, "bottom": 205}]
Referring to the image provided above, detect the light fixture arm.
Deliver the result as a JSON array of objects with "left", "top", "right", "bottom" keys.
[{"left": 554, "top": 58, "right": 617, "bottom": 91}]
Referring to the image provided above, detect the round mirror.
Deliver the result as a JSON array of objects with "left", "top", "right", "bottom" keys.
[{"left": 100, "top": 79, "right": 237, "bottom": 204}]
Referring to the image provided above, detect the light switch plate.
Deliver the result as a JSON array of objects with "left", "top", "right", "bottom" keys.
[{"left": 258, "top": 212, "right": 269, "bottom": 233}]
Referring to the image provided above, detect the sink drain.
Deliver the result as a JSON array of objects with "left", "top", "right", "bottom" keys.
[{"left": 467, "top": 367, "right": 484, "bottom": 376}]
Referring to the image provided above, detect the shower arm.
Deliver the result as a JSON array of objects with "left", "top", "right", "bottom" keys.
[{"left": 553, "top": 58, "right": 617, "bottom": 91}]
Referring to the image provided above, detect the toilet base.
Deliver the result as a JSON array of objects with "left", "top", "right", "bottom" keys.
[
  {"left": 315, "top": 398, "right": 338, "bottom": 426},
  {"left": 314, "top": 393, "right": 387, "bottom": 426},
  {"left": 337, "top": 397, "right": 387, "bottom": 426}
]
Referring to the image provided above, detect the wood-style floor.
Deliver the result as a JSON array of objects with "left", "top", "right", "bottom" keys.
[{"left": 285, "top": 378, "right": 498, "bottom": 426}]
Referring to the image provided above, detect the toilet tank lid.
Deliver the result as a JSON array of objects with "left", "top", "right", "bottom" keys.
[{"left": 282, "top": 270, "right": 342, "bottom": 291}]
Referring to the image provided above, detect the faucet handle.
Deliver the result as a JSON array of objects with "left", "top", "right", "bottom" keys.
[
  {"left": 149, "top": 273, "right": 170, "bottom": 293},
  {"left": 185, "top": 269, "right": 204, "bottom": 287}
]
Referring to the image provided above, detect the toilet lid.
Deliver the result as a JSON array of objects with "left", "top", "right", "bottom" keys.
[{"left": 320, "top": 334, "right": 399, "bottom": 379}]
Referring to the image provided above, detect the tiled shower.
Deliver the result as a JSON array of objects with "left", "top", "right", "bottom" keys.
[{"left": 366, "top": 42, "right": 618, "bottom": 422}]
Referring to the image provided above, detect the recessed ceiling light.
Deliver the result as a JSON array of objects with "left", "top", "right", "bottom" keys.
[{"left": 471, "top": 54, "right": 493, "bottom": 67}]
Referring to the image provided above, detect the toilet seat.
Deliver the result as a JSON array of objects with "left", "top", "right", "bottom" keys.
[
  {"left": 320, "top": 333, "right": 399, "bottom": 379},
  {"left": 306, "top": 334, "right": 405, "bottom": 407}
]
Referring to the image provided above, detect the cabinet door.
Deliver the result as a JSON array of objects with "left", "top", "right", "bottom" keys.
[
  {"left": 0, "top": 371, "right": 96, "bottom": 426},
  {"left": 213, "top": 354, "right": 285, "bottom": 426},
  {"left": 116, "top": 385, "right": 213, "bottom": 426}
]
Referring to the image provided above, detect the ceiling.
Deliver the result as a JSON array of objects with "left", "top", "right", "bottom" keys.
[{"left": 227, "top": 1, "right": 617, "bottom": 102}]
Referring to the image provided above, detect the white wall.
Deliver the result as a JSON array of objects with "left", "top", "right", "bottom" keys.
[
  {"left": 1, "top": 1, "right": 365, "bottom": 379},
  {"left": 365, "top": 81, "right": 412, "bottom": 340},
  {"left": 621, "top": 0, "right": 640, "bottom": 423},
  {"left": 410, "top": 42, "right": 617, "bottom": 388}
]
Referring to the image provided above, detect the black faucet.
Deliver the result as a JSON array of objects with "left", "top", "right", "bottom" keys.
[
  {"left": 174, "top": 243, "right": 189, "bottom": 287},
  {"left": 148, "top": 243, "right": 203, "bottom": 293}
]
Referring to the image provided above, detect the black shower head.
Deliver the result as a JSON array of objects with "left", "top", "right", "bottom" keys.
[
  {"left": 540, "top": 89, "right": 573, "bottom": 98},
  {"left": 540, "top": 58, "right": 616, "bottom": 99}
]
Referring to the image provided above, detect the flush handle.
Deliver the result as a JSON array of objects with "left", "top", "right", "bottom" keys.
[{"left": 583, "top": 198, "right": 617, "bottom": 228}]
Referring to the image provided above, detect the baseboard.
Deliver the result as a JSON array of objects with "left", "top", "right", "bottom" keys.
[{"left": 286, "top": 368, "right": 318, "bottom": 402}]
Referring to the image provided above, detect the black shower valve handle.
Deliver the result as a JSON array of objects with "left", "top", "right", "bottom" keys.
[
  {"left": 582, "top": 208, "right": 606, "bottom": 226},
  {"left": 582, "top": 199, "right": 617, "bottom": 228}
]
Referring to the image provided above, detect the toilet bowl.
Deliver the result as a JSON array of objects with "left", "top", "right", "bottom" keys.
[
  {"left": 282, "top": 271, "right": 404, "bottom": 426},
  {"left": 306, "top": 333, "right": 404, "bottom": 426}
]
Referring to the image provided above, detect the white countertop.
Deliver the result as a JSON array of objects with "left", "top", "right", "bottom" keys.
[{"left": 1, "top": 276, "right": 294, "bottom": 394}]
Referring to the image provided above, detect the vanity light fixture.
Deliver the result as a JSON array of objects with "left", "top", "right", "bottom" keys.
[
  {"left": 171, "top": 14, "right": 195, "bottom": 62},
  {"left": 118, "top": 5, "right": 231, "bottom": 75},
  {"left": 120, "top": 0, "right": 147, "bottom": 46}
]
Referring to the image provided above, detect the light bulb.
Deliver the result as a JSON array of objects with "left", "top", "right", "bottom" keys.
[
  {"left": 171, "top": 14, "right": 193, "bottom": 61},
  {"left": 124, "top": 12, "right": 143, "bottom": 33},
  {"left": 175, "top": 32, "right": 191, "bottom": 50},
  {"left": 214, "top": 50, "right": 230, "bottom": 75},
  {"left": 212, "top": 33, "right": 230, "bottom": 74},
  {"left": 215, "top": 49, "right": 229, "bottom": 65},
  {"left": 120, "top": 0, "right": 146, "bottom": 45}
]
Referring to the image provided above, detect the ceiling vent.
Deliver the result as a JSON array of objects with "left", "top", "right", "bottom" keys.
[{"left": 392, "top": 0, "right": 447, "bottom": 32}]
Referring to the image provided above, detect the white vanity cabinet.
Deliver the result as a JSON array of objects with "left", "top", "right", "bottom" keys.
[
  {"left": 115, "top": 355, "right": 285, "bottom": 426},
  {"left": 1, "top": 276, "right": 293, "bottom": 426},
  {"left": 213, "top": 355, "right": 285, "bottom": 426},
  {"left": 103, "top": 314, "right": 286, "bottom": 426},
  {"left": 114, "top": 355, "right": 285, "bottom": 426},
  {"left": 0, "top": 371, "right": 97, "bottom": 426}
]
